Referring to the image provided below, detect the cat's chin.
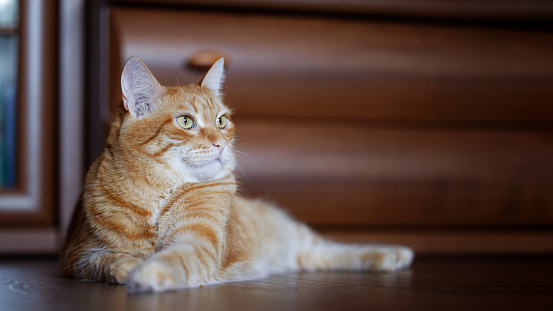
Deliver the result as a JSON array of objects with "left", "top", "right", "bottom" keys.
[{"left": 183, "top": 159, "right": 234, "bottom": 183}]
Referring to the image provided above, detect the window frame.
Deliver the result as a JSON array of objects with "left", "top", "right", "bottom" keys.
[{"left": 0, "top": 0, "right": 61, "bottom": 253}]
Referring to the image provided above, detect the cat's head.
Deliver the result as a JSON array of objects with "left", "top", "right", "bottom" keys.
[{"left": 116, "top": 57, "right": 235, "bottom": 184}]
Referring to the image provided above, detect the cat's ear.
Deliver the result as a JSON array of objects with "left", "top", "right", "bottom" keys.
[
  {"left": 121, "top": 57, "right": 164, "bottom": 119},
  {"left": 200, "top": 58, "right": 225, "bottom": 97}
]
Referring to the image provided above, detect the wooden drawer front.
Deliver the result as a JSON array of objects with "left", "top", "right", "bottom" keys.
[
  {"left": 236, "top": 119, "right": 553, "bottom": 226},
  {"left": 110, "top": 8, "right": 553, "bottom": 227},
  {"left": 110, "top": 8, "right": 553, "bottom": 122}
]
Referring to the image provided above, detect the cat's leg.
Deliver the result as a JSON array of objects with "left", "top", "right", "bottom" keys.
[
  {"left": 65, "top": 248, "right": 143, "bottom": 284},
  {"left": 125, "top": 240, "right": 220, "bottom": 293},
  {"left": 106, "top": 253, "right": 144, "bottom": 283},
  {"left": 125, "top": 179, "right": 236, "bottom": 293},
  {"left": 298, "top": 242, "right": 414, "bottom": 272},
  {"left": 295, "top": 225, "right": 414, "bottom": 272}
]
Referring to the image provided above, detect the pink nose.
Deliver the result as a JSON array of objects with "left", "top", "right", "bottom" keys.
[{"left": 212, "top": 140, "right": 227, "bottom": 153}]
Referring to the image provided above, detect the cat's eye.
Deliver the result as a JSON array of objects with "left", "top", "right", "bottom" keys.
[
  {"left": 217, "top": 115, "right": 228, "bottom": 129},
  {"left": 176, "top": 115, "right": 194, "bottom": 129}
]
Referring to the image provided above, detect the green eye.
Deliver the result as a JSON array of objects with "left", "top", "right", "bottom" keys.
[
  {"left": 176, "top": 115, "right": 194, "bottom": 129},
  {"left": 217, "top": 115, "right": 228, "bottom": 129}
]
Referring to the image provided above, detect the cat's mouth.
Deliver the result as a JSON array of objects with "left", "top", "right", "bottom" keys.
[
  {"left": 183, "top": 155, "right": 225, "bottom": 168},
  {"left": 180, "top": 156, "right": 229, "bottom": 182},
  {"left": 177, "top": 149, "right": 233, "bottom": 182}
]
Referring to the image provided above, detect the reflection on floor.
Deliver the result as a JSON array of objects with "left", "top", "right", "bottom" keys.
[{"left": 0, "top": 257, "right": 552, "bottom": 311}]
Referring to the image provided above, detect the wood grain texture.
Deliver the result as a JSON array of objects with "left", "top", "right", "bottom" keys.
[
  {"left": 319, "top": 229, "right": 553, "bottom": 254},
  {"left": 100, "top": 4, "right": 553, "bottom": 255},
  {"left": 235, "top": 119, "right": 553, "bottom": 226},
  {"left": 0, "top": 0, "right": 57, "bottom": 225},
  {"left": 110, "top": 8, "right": 553, "bottom": 123},
  {"left": 1, "top": 258, "right": 552, "bottom": 311},
  {"left": 0, "top": 229, "right": 58, "bottom": 254},
  {"left": 109, "top": 0, "right": 553, "bottom": 20}
]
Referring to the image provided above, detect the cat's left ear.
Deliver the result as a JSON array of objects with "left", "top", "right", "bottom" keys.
[
  {"left": 200, "top": 58, "right": 225, "bottom": 97},
  {"left": 121, "top": 57, "right": 164, "bottom": 119}
]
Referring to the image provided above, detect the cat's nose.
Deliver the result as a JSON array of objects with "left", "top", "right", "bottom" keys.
[{"left": 212, "top": 140, "right": 227, "bottom": 153}]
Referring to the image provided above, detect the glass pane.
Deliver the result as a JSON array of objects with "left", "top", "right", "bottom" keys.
[
  {"left": 0, "top": 0, "right": 17, "bottom": 189},
  {"left": 0, "top": 0, "right": 18, "bottom": 28}
]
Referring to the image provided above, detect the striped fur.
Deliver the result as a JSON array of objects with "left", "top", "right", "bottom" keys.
[{"left": 61, "top": 58, "right": 413, "bottom": 293}]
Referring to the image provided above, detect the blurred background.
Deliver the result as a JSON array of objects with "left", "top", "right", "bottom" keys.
[{"left": 0, "top": 0, "right": 552, "bottom": 256}]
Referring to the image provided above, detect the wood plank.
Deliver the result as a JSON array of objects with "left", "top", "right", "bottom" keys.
[
  {"left": 235, "top": 120, "right": 553, "bottom": 225},
  {"left": 318, "top": 229, "right": 553, "bottom": 255},
  {"left": 59, "top": 0, "right": 85, "bottom": 243},
  {"left": 110, "top": 8, "right": 553, "bottom": 122},
  {"left": 1, "top": 258, "right": 552, "bottom": 311},
  {"left": 241, "top": 180, "right": 553, "bottom": 226},
  {"left": 0, "top": 228, "right": 58, "bottom": 254},
  {"left": 110, "top": 0, "right": 553, "bottom": 20}
]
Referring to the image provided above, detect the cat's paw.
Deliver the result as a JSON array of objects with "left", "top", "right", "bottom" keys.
[
  {"left": 126, "top": 259, "right": 177, "bottom": 293},
  {"left": 369, "top": 246, "right": 414, "bottom": 272},
  {"left": 108, "top": 257, "right": 142, "bottom": 284}
]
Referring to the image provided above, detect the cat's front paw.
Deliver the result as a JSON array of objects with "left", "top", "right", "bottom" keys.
[
  {"left": 109, "top": 256, "right": 142, "bottom": 284},
  {"left": 370, "top": 246, "right": 414, "bottom": 272},
  {"left": 126, "top": 259, "right": 177, "bottom": 293}
]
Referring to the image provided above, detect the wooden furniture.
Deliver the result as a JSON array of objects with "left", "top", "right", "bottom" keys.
[
  {"left": 0, "top": 0, "right": 59, "bottom": 253},
  {"left": 84, "top": 0, "right": 553, "bottom": 254},
  {"left": 0, "top": 0, "right": 85, "bottom": 254}
]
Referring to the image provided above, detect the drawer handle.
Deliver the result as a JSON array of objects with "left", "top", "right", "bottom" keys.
[{"left": 186, "top": 51, "right": 229, "bottom": 70}]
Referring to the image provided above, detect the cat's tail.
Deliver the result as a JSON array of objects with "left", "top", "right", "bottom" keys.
[{"left": 294, "top": 224, "right": 414, "bottom": 272}]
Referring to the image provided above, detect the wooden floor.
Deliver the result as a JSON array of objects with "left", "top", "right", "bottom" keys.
[{"left": 0, "top": 257, "right": 552, "bottom": 311}]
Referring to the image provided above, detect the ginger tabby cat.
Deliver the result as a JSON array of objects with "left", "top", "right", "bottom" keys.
[{"left": 61, "top": 57, "right": 414, "bottom": 293}]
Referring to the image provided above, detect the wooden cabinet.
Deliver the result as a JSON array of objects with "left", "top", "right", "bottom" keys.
[
  {"left": 0, "top": 0, "right": 59, "bottom": 253},
  {"left": 85, "top": 0, "right": 553, "bottom": 254}
]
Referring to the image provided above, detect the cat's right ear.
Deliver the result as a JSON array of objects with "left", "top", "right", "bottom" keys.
[
  {"left": 121, "top": 57, "right": 163, "bottom": 119},
  {"left": 200, "top": 58, "right": 225, "bottom": 97}
]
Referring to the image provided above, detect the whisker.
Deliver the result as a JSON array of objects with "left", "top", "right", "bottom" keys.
[
  {"left": 190, "top": 66, "right": 197, "bottom": 84},
  {"left": 174, "top": 71, "right": 181, "bottom": 87},
  {"left": 233, "top": 150, "right": 254, "bottom": 161},
  {"left": 227, "top": 88, "right": 249, "bottom": 100},
  {"left": 233, "top": 159, "right": 266, "bottom": 193}
]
